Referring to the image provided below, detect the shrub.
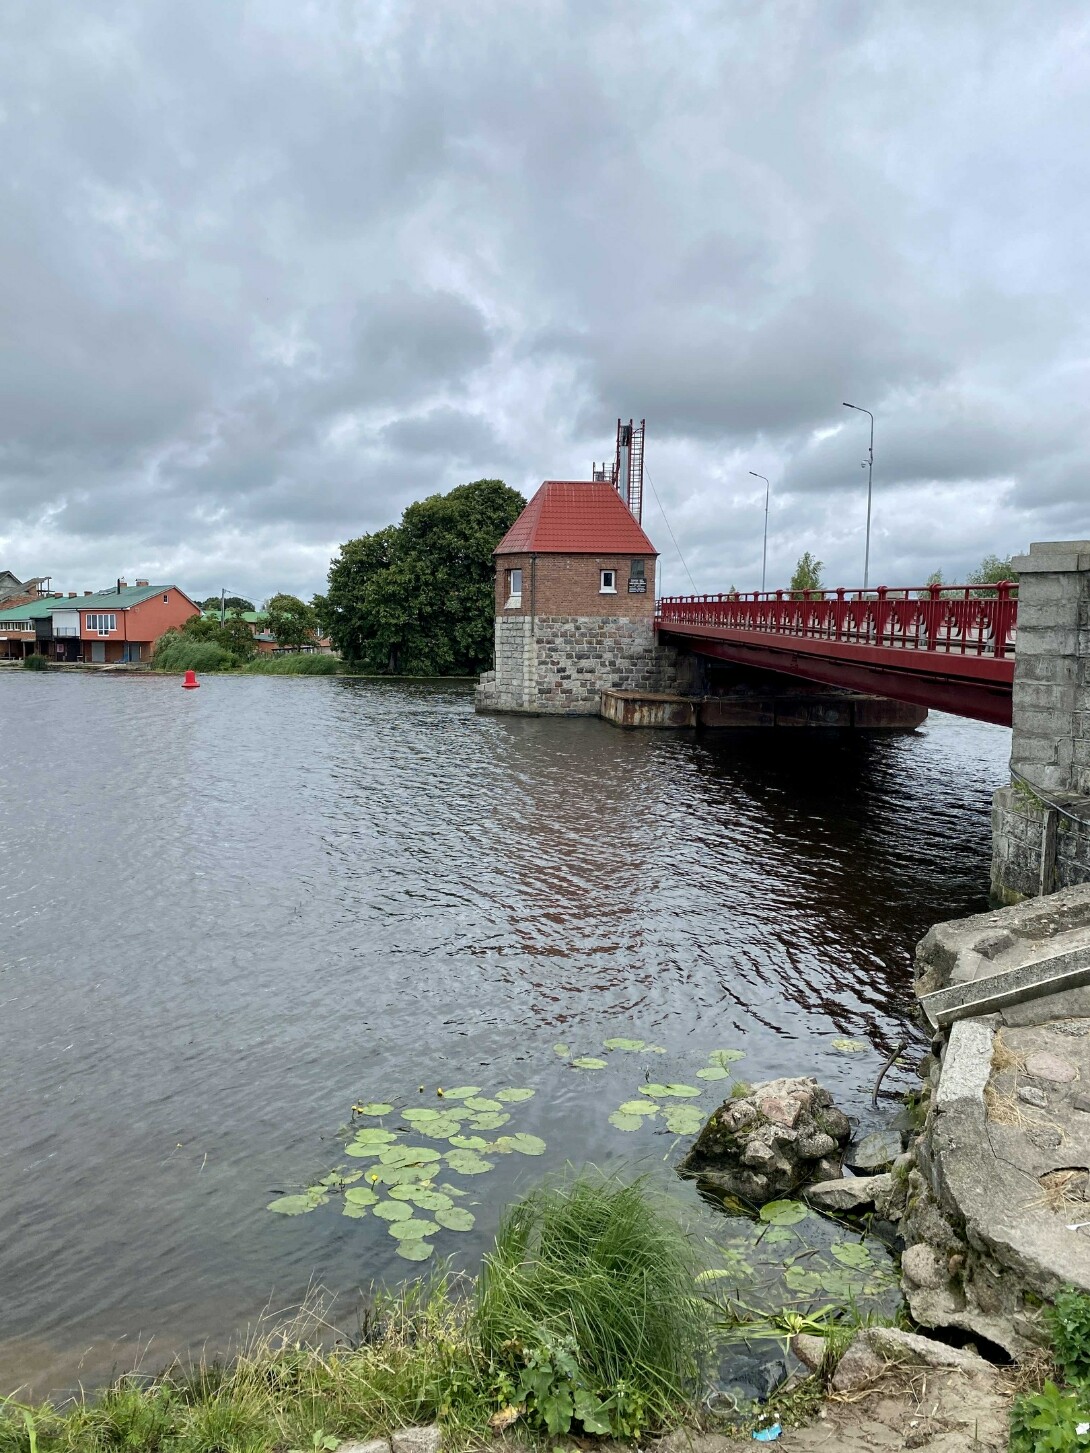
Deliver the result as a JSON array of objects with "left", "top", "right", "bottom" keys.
[
  {"left": 474, "top": 1172, "right": 710, "bottom": 1438},
  {"left": 21, "top": 654, "right": 49, "bottom": 670},
  {"left": 1050, "top": 1287, "right": 1090, "bottom": 1384},
  {"left": 241, "top": 655, "right": 341, "bottom": 675},
  {"left": 1010, "top": 1380, "right": 1090, "bottom": 1452},
  {"left": 153, "top": 631, "right": 239, "bottom": 673}
]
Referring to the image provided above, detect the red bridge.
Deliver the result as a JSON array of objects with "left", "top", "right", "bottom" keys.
[{"left": 655, "top": 582, "right": 1017, "bottom": 726}]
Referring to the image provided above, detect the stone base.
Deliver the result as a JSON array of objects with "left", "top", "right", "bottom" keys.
[{"left": 991, "top": 782, "right": 1090, "bottom": 902}]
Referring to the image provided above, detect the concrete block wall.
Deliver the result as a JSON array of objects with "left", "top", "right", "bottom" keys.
[{"left": 992, "top": 541, "right": 1090, "bottom": 900}]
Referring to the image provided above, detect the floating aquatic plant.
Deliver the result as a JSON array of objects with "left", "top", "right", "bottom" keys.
[
  {"left": 571, "top": 1056, "right": 608, "bottom": 1070},
  {"left": 639, "top": 1083, "right": 700, "bottom": 1099},
  {"left": 832, "top": 1038, "right": 868, "bottom": 1053}
]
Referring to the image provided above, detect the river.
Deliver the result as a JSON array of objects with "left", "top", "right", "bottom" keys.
[{"left": 0, "top": 673, "right": 1009, "bottom": 1396}]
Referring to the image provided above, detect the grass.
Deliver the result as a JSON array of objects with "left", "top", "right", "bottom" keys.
[
  {"left": 152, "top": 635, "right": 240, "bottom": 673},
  {"left": 0, "top": 1174, "right": 713, "bottom": 1452},
  {"left": 241, "top": 655, "right": 342, "bottom": 675},
  {"left": 21, "top": 655, "right": 49, "bottom": 670}
]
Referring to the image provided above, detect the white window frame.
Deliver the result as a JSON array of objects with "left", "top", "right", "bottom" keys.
[
  {"left": 599, "top": 569, "right": 617, "bottom": 594},
  {"left": 86, "top": 613, "right": 117, "bottom": 634},
  {"left": 505, "top": 567, "right": 523, "bottom": 609}
]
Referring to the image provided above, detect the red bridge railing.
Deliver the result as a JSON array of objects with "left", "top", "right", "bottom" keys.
[{"left": 656, "top": 582, "right": 1018, "bottom": 659}]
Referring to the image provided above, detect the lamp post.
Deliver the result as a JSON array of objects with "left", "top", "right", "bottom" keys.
[
  {"left": 842, "top": 402, "right": 874, "bottom": 590},
  {"left": 750, "top": 471, "right": 771, "bottom": 592}
]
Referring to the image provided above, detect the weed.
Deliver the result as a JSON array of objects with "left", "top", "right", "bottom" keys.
[
  {"left": 242, "top": 655, "right": 342, "bottom": 675},
  {"left": 1010, "top": 1380, "right": 1090, "bottom": 1451},
  {"left": 1050, "top": 1288, "right": 1090, "bottom": 1384},
  {"left": 21, "top": 655, "right": 48, "bottom": 671}
]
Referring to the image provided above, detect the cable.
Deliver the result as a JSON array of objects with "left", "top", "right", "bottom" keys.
[
  {"left": 1009, "top": 762, "right": 1089, "bottom": 826},
  {"left": 645, "top": 468, "right": 697, "bottom": 592}
]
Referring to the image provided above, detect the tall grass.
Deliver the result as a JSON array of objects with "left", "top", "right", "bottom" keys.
[
  {"left": 153, "top": 633, "right": 239, "bottom": 673},
  {"left": 241, "top": 654, "right": 341, "bottom": 675},
  {"left": 0, "top": 1175, "right": 708, "bottom": 1451},
  {"left": 21, "top": 654, "right": 49, "bottom": 670},
  {"left": 475, "top": 1173, "right": 710, "bottom": 1435}
]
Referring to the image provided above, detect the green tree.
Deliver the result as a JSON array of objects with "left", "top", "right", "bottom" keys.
[
  {"left": 789, "top": 551, "right": 824, "bottom": 595},
  {"left": 264, "top": 593, "right": 319, "bottom": 650},
  {"left": 180, "top": 612, "right": 256, "bottom": 661},
  {"left": 323, "top": 478, "right": 525, "bottom": 673},
  {"left": 198, "top": 595, "right": 254, "bottom": 614},
  {"left": 967, "top": 553, "right": 1018, "bottom": 585}
]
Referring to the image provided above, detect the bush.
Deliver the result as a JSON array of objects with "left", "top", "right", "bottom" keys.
[
  {"left": 1050, "top": 1287, "right": 1090, "bottom": 1385},
  {"left": 241, "top": 654, "right": 341, "bottom": 675},
  {"left": 153, "top": 631, "right": 239, "bottom": 673},
  {"left": 475, "top": 1173, "right": 710, "bottom": 1438},
  {"left": 21, "top": 654, "right": 49, "bottom": 670}
]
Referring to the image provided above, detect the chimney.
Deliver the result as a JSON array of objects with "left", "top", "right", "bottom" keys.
[
  {"left": 135, "top": 579, "right": 149, "bottom": 587},
  {"left": 116, "top": 577, "right": 127, "bottom": 594},
  {"left": 84, "top": 590, "right": 93, "bottom": 597},
  {"left": 68, "top": 591, "right": 76, "bottom": 598}
]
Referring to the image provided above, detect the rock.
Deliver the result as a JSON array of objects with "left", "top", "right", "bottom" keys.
[
  {"left": 846, "top": 1129, "right": 902, "bottom": 1171},
  {"left": 901, "top": 1242, "right": 946, "bottom": 1290},
  {"left": 1018, "top": 1085, "right": 1049, "bottom": 1108},
  {"left": 874, "top": 1172, "right": 908, "bottom": 1222},
  {"left": 682, "top": 1077, "right": 853, "bottom": 1200},
  {"left": 1074, "top": 1094, "right": 1090, "bottom": 1113},
  {"left": 863, "top": 1326, "right": 992, "bottom": 1373},
  {"left": 340, "top": 1444, "right": 391, "bottom": 1453},
  {"left": 391, "top": 1429, "right": 441, "bottom": 1453},
  {"left": 829, "top": 1335, "right": 885, "bottom": 1392},
  {"left": 805, "top": 1173, "right": 892, "bottom": 1212},
  {"left": 1027, "top": 1127, "right": 1063, "bottom": 1151},
  {"left": 1024, "top": 1051, "right": 1079, "bottom": 1083},
  {"left": 790, "top": 1333, "right": 827, "bottom": 1371}
]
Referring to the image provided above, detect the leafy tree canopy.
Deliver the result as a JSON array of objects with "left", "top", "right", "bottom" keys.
[
  {"left": 967, "top": 553, "right": 1018, "bottom": 584},
  {"left": 789, "top": 551, "right": 824, "bottom": 595},
  {"left": 199, "top": 595, "right": 255, "bottom": 613},
  {"left": 263, "top": 593, "right": 319, "bottom": 650},
  {"left": 181, "top": 611, "right": 256, "bottom": 661},
  {"left": 323, "top": 478, "right": 526, "bottom": 674}
]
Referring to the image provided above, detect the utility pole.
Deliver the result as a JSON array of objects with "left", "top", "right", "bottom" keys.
[
  {"left": 843, "top": 403, "right": 874, "bottom": 589},
  {"left": 750, "top": 472, "right": 771, "bottom": 592},
  {"left": 220, "top": 588, "right": 226, "bottom": 625}
]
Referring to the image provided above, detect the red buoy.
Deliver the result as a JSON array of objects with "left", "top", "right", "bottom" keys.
[{"left": 182, "top": 668, "right": 200, "bottom": 689}]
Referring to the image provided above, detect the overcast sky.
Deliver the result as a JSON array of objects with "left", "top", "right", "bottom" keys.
[{"left": 1, "top": 1, "right": 1087, "bottom": 603}]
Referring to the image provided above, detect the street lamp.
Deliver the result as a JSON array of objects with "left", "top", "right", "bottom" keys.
[
  {"left": 749, "top": 472, "right": 771, "bottom": 592},
  {"left": 842, "top": 402, "right": 874, "bottom": 589}
]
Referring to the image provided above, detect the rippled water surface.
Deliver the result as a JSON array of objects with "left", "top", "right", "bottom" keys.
[{"left": 0, "top": 674, "right": 1009, "bottom": 1395}]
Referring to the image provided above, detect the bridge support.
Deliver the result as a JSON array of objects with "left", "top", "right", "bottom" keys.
[{"left": 991, "top": 541, "right": 1090, "bottom": 902}]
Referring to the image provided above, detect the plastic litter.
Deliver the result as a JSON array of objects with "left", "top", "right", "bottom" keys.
[{"left": 752, "top": 1427, "right": 782, "bottom": 1443}]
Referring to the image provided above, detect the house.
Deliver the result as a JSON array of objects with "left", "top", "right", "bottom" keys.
[
  {"left": 200, "top": 608, "right": 333, "bottom": 654},
  {"left": 475, "top": 479, "right": 663, "bottom": 714},
  {"left": 0, "top": 581, "right": 200, "bottom": 663}
]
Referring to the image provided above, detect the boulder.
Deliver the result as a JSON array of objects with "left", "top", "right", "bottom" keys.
[
  {"left": 790, "top": 1333, "right": 827, "bottom": 1372},
  {"left": 682, "top": 1077, "right": 851, "bottom": 1200},
  {"left": 829, "top": 1336, "right": 886, "bottom": 1392},
  {"left": 845, "top": 1128, "right": 902, "bottom": 1172},
  {"left": 901, "top": 1242, "right": 946, "bottom": 1290},
  {"left": 391, "top": 1429, "right": 441, "bottom": 1453},
  {"left": 804, "top": 1173, "right": 892, "bottom": 1212}
]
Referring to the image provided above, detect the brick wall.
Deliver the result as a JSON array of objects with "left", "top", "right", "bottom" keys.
[{"left": 494, "top": 553, "right": 656, "bottom": 619}]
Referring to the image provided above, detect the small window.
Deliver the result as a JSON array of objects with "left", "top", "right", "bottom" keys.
[
  {"left": 163, "top": 594, "right": 169, "bottom": 603},
  {"left": 505, "top": 567, "right": 523, "bottom": 608},
  {"left": 630, "top": 559, "right": 646, "bottom": 579},
  {"left": 600, "top": 569, "right": 617, "bottom": 593}
]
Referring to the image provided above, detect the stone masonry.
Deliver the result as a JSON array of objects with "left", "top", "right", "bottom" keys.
[
  {"left": 991, "top": 540, "right": 1090, "bottom": 901},
  {"left": 476, "top": 614, "right": 700, "bottom": 715}
]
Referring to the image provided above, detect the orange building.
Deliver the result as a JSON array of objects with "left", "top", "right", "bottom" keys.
[{"left": 0, "top": 581, "right": 199, "bottom": 662}]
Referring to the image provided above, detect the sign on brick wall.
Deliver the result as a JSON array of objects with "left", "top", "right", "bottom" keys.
[{"left": 628, "top": 578, "right": 647, "bottom": 593}]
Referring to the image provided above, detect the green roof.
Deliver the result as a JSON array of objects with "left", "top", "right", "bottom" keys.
[{"left": 0, "top": 585, "right": 184, "bottom": 622}]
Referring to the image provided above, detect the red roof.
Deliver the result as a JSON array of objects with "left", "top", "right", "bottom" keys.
[{"left": 496, "top": 481, "right": 658, "bottom": 555}]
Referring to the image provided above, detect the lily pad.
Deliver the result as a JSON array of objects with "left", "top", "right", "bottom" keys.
[
  {"left": 342, "top": 1203, "right": 370, "bottom": 1219},
  {"left": 603, "top": 1037, "right": 646, "bottom": 1052},
  {"left": 396, "top": 1240, "right": 435, "bottom": 1261},
  {"left": 465, "top": 1097, "right": 502, "bottom": 1112},
  {"left": 830, "top": 1241, "right": 873, "bottom": 1269},
  {"left": 617, "top": 1100, "right": 658, "bottom": 1117},
  {"left": 552, "top": 1043, "right": 570, "bottom": 1058},
  {"left": 608, "top": 1111, "right": 643, "bottom": 1132},
  {"left": 506, "top": 1132, "right": 546, "bottom": 1156},
  {"left": 572, "top": 1057, "right": 608, "bottom": 1070},
  {"left": 375, "top": 1164, "right": 433, "bottom": 1186},
  {"left": 267, "top": 1195, "right": 318, "bottom": 1216},
  {"left": 379, "top": 1144, "right": 442, "bottom": 1167},
  {"left": 344, "top": 1142, "right": 384, "bottom": 1159},
  {"left": 439, "top": 1182, "right": 468, "bottom": 1198},
  {"left": 344, "top": 1187, "right": 379, "bottom": 1207},
  {"left": 434, "top": 1206, "right": 475, "bottom": 1231},
  {"left": 445, "top": 1150, "right": 493, "bottom": 1175},
  {"left": 759, "top": 1200, "right": 807, "bottom": 1226},
  {"left": 664, "top": 1106, "right": 704, "bottom": 1134},
  {"left": 639, "top": 1083, "right": 700, "bottom": 1098},
  {"left": 495, "top": 1088, "right": 535, "bottom": 1103},
  {"left": 449, "top": 1134, "right": 489, "bottom": 1151},
  {"left": 388, "top": 1218, "right": 438, "bottom": 1240},
  {"left": 374, "top": 1200, "right": 413, "bottom": 1222},
  {"left": 352, "top": 1127, "right": 397, "bottom": 1145},
  {"left": 355, "top": 1102, "right": 393, "bottom": 1116},
  {"left": 418, "top": 1117, "right": 464, "bottom": 1139},
  {"left": 440, "top": 1086, "right": 481, "bottom": 1099},
  {"left": 696, "top": 1067, "right": 731, "bottom": 1081},
  {"left": 708, "top": 1049, "right": 746, "bottom": 1066},
  {"left": 470, "top": 1112, "right": 510, "bottom": 1130},
  {"left": 405, "top": 1189, "right": 454, "bottom": 1212},
  {"left": 832, "top": 1038, "right": 868, "bottom": 1054},
  {"left": 402, "top": 1107, "right": 443, "bottom": 1123}
]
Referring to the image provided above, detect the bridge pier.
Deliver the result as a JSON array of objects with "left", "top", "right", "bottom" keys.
[{"left": 991, "top": 541, "right": 1090, "bottom": 902}]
